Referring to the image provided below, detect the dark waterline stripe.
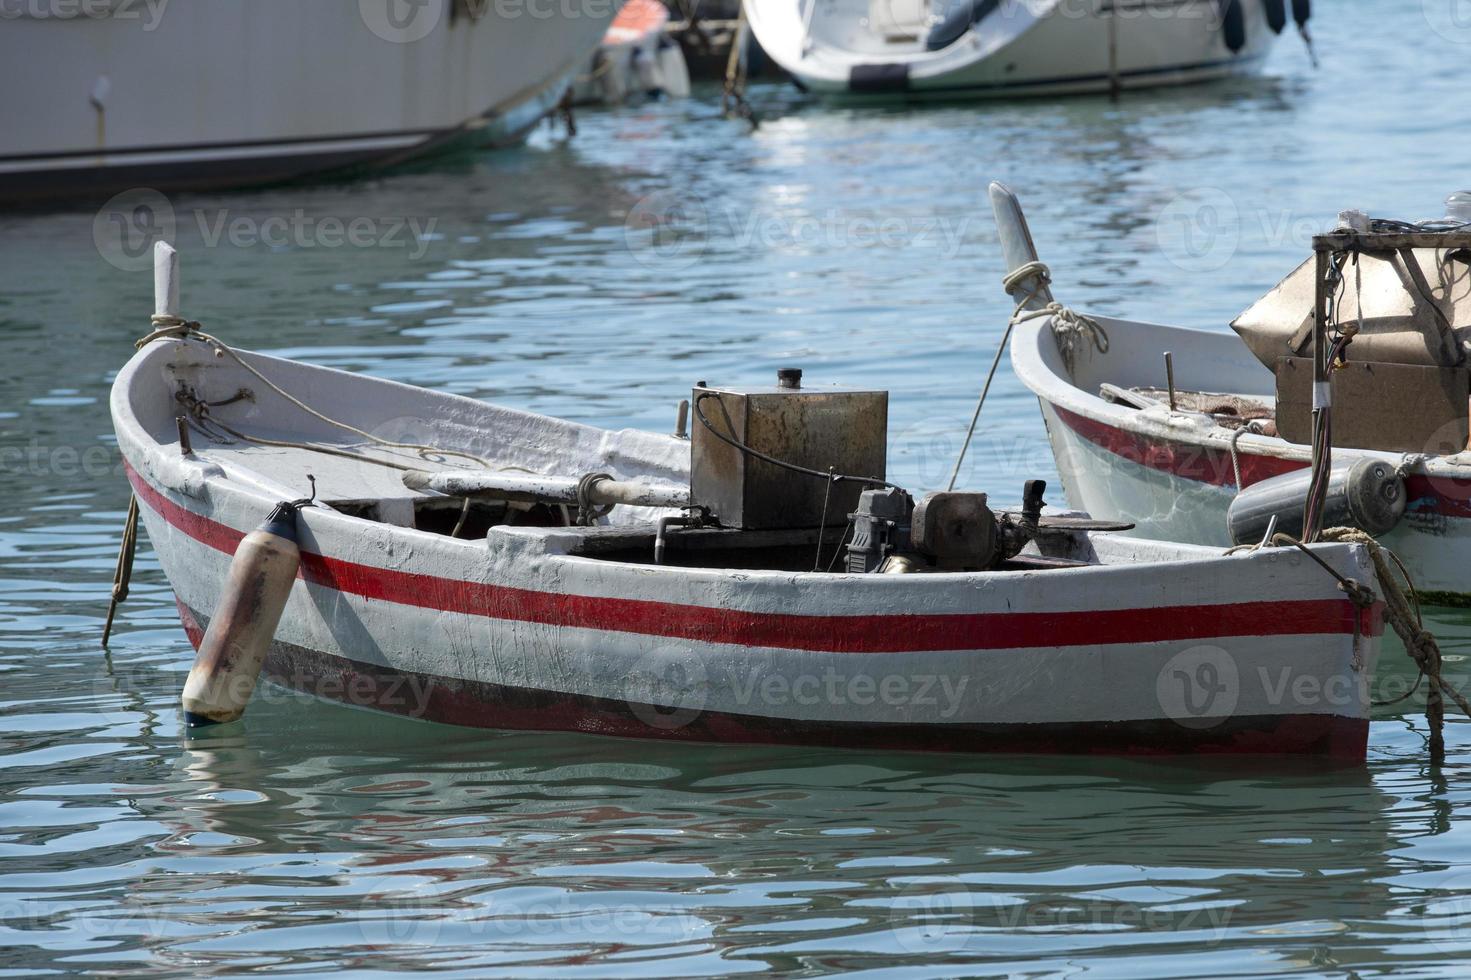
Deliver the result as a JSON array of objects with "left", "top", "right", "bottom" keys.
[{"left": 173, "top": 601, "right": 1372, "bottom": 761}]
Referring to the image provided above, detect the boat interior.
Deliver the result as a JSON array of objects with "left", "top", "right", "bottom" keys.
[
  {"left": 1042, "top": 244, "right": 1471, "bottom": 455},
  {"left": 184, "top": 426, "right": 1125, "bottom": 574},
  {"left": 127, "top": 338, "right": 1182, "bottom": 575},
  {"left": 798, "top": 0, "right": 1021, "bottom": 57},
  {"left": 127, "top": 337, "right": 684, "bottom": 523},
  {"left": 1050, "top": 314, "right": 1281, "bottom": 429}
]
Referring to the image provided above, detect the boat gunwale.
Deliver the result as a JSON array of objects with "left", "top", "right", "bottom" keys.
[
  {"left": 113, "top": 339, "right": 1383, "bottom": 612},
  {"left": 1008, "top": 310, "right": 1471, "bottom": 483}
]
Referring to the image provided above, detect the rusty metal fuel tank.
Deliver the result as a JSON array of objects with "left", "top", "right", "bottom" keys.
[{"left": 690, "top": 370, "right": 887, "bottom": 530}]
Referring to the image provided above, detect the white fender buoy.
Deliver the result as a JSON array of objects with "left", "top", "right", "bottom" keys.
[
  {"left": 597, "top": 52, "right": 627, "bottom": 105},
  {"left": 634, "top": 45, "right": 661, "bottom": 95},
  {"left": 656, "top": 38, "right": 691, "bottom": 99},
  {"left": 181, "top": 500, "right": 305, "bottom": 728}
]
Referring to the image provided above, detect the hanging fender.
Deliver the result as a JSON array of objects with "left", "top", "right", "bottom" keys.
[
  {"left": 180, "top": 498, "right": 306, "bottom": 728},
  {"left": 1218, "top": 0, "right": 1246, "bottom": 53},
  {"left": 1263, "top": 0, "right": 1286, "bottom": 34},
  {"left": 926, "top": 0, "right": 1002, "bottom": 52}
]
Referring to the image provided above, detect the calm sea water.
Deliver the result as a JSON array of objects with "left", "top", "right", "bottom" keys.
[{"left": 7, "top": 2, "right": 1471, "bottom": 975}]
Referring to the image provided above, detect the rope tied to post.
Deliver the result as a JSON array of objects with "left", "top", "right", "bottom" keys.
[
  {"left": 722, "top": 5, "right": 758, "bottom": 127},
  {"left": 946, "top": 262, "right": 1110, "bottom": 491},
  {"left": 136, "top": 313, "right": 203, "bottom": 348},
  {"left": 575, "top": 472, "right": 615, "bottom": 527},
  {"left": 140, "top": 322, "right": 493, "bottom": 474},
  {"left": 1004, "top": 261, "right": 1110, "bottom": 374}
]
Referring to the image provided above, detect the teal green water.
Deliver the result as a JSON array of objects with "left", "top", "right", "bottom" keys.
[{"left": 7, "top": 2, "right": 1471, "bottom": 974}]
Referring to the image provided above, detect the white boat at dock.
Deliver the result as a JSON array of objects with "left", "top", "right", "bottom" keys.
[
  {"left": 109, "top": 245, "right": 1385, "bottom": 760},
  {"left": 572, "top": 0, "right": 692, "bottom": 105},
  {"left": 1, "top": 1, "right": 613, "bottom": 205},
  {"left": 745, "top": 0, "right": 1306, "bottom": 99},
  {"left": 991, "top": 183, "right": 1471, "bottom": 604}
]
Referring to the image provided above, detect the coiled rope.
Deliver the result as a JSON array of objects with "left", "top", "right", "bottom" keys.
[
  {"left": 1005, "top": 262, "right": 1111, "bottom": 375},
  {"left": 947, "top": 262, "right": 1110, "bottom": 491}
]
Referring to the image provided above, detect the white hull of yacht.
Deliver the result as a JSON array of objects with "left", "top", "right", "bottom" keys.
[
  {"left": 747, "top": 0, "right": 1285, "bottom": 98},
  {"left": 1, "top": 2, "right": 612, "bottom": 204}
]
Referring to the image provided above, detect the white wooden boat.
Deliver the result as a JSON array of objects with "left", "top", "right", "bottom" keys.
[
  {"left": 572, "top": 0, "right": 692, "bottom": 105},
  {"left": 111, "top": 248, "right": 1385, "bottom": 759},
  {"left": 746, "top": 0, "right": 1304, "bottom": 99},
  {"left": 991, "top": 183, "right": 1471, "bottom": 604},
  {"left": 1, "top": 1, "right": 614, "bottom": 205}
]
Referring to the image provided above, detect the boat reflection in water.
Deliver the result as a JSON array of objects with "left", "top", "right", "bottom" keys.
[{"left": 151, "top": 702, "right": 1421, "bottom": 972}]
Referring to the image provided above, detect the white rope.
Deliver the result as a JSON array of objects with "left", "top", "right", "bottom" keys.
[
  {"left": 144, "top": 320, "right": 492, "bottom": 472},
  {"left": 1229, "top": 426, "right": 1246, "bottom": 492},
  {"left": 1003, "top": 262, "right": 1110, "bottom": 371},
  {"left": 1399, "top": 453, "right": 1429, "bottom": 479},
  {"left": 945, "top": 262, "right": 1109, "bottom": 492},
  {"left": 1228, "top": 421, "right": 1266, "bottom": 493}
]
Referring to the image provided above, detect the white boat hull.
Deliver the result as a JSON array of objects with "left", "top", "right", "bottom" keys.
[
  {"left": 1013, "top": 312, "right": 1471, "bottom": 603},
  {"left": 1, "top": 2, "right": 612, "bottom": 204},
  {"left": 571, "top": 0, "right": 690, "bottom": 105},
  {"left": 748, "top": 0, "right": 1283, "bottom": 98},
  {"left": 113, "top": 337, "right": 1384, "bottom": 759}
]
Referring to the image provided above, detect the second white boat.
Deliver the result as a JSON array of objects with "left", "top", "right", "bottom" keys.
[
  {"left": 746, "top": 0, "right": 1308, "bottom": 99},
  {"left": 990, "top": 183, "right": 1471, "bottom": 604}
]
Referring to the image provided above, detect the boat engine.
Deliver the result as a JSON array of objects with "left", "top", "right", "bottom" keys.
[
  {"left": 1226, "top": 457, "right": 1406, "bottom": 546},
  {"left": 684, "top": 370, "right": 1129, "bottom": 571},
  {"left": 847, "top": 480, "right": 1049, "bottom": 573}
]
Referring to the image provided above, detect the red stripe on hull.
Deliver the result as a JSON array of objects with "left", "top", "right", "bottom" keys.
[
  {"left": 1051, "top": 404, "right": 1300, "bottom": 489},
  {"left": 128, "top": 464, "right": 1380, "bottom": 652},
  {"left": 1050, "top": 403, "right": 1471, "bottom": 520},
  {"left": 232, "top": 611, "right": 1368, "bottom": 762}
]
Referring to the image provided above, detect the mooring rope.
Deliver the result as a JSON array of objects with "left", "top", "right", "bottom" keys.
[
  {"left": 1277, "top": 527, "right": 1467, "bottom": 761},
  {"left": 100, "top": 494, "right": 139, "bottom": 648},
  {"left": 1001, "top": 262, "right": 1111, "bottom": 375},
  {"left": 1227, "top": 421, "right": 1267, "bottom": 492},
  {"left": 145, "top": 320, "right": 492, "bottom": 473},
  {"left": 946, "top": 262, "right": 1110, "bottom": 491},
  {"left": 722, "top": 6, "right": 757, "bottom": 126}
]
